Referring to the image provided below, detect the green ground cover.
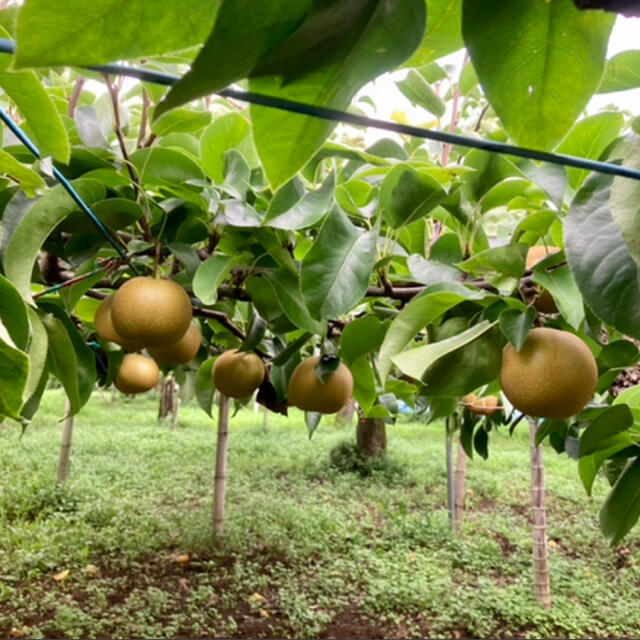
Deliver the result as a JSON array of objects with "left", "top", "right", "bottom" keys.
[{"left": 1, "top": 389, "right": 639, "bottom": 639}]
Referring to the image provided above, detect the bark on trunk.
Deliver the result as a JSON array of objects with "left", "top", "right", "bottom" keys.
[
  {"left": 454, "top": 438, "right": 468, "bottom": 534},
  {"left": 356, "top": 417, "right": 386, "bottom": 456},
  {"left": 529, "top": 420, "right": 552, "bottom": 608},
  {"left": 213, "top": 394, "right": 230, "bottom": 540},
  {"left": 158, "top": 374, "right": 175, "bottom": 421},
  {"left": 334, "top": 398, "right": 356, "bottom": 427},
  {"left": 57, "top": 398, "right": 74, "bottom": 484}
]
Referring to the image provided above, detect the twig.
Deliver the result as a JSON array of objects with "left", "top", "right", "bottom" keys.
[
  {"left": 474, "top": 104, "right": 490, "bottom": 132},
  {"left": 67, "top": 76, "right": 85, "bottom": 119},
  {"left": 136, "top": 87, "right": 150, "bottom": 149},
  {"left": 103, "top": 74, "right": 152, "bottom": 242}
]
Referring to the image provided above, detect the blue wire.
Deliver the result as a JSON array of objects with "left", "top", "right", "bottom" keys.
[
  {"left": 0, "top": 107, "right": 131, "bottom": 264},
  {"left": 0, "top": 38, "right": 638, "bottom": 183}
]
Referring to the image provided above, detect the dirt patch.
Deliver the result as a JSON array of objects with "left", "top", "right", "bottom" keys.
[{"left": 493, "top": 532, "right": 517, "bottom": 556}]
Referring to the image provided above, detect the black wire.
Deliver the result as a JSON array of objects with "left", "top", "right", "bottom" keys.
[{"left": 0, "top": 38, "right": 638, "bottom": 182}]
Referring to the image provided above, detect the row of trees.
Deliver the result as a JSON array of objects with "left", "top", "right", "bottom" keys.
[{"left": 0, "top": 0, "right": 640, "bottom": 607}]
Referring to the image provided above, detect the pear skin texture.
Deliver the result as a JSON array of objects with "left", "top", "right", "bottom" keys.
[
  {"left": 212, "top": 349, "right": 265, "bottom": 399},
  {"left": 499, "top": 328, "right": 598, "bottom": 419},
  {"left": 115, "top": 354, "right": 160, "bottom": 394},
  {"left": 470, "top": 395, "right": 500, "bottom": 416},
  {"left": 525, "top": 245, "right": 558, "bottom": 269},
  {"left": 111, "top": 277, "right": 192, "bottom": 347},
  {"left": 148, "top": 324, "right": 202, "bottom": 365},
  {"left": 94, "top": 295, "right": 121, "bottom": 343},
  {"left": 288, "top": 356, "right": 354, "bottom": 414},
  {"left": 526, "top": 246, "right": 560, "bottom": 314},
  {"left": 94, "top": 295, "right": 143, "bottom": 351}
]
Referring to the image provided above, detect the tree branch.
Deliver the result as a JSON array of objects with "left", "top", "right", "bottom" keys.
[
  {"left": 136, "top": 87, "right": 150, "bottom": 150},
  {"left": 67, "top": 76, "right": 85, "bottom": 119}
]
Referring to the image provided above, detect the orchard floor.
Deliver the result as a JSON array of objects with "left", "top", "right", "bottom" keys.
[{"left": 1, "top": 390, "right": 640, "bottom": 639}]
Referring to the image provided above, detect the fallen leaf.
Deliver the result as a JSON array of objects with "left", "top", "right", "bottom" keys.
[
  {"left": 547, "top": 540, "right": 557, "bottom": 549},
  {"left": 53, "top": 569, "right": 70, "bottom": 582},
  {"left": 176, "top": 554, "right": 190, "bottom": 566},
  {"left": 259, "top": 609, "right": 269, "bottom": 618},
  {"left": 178, "top": 578, "right": 189, "bottom": 591},
  {"left": 248, "top": 592, "right": 266, "bottom": 604},
  {"left": 85, "top": 564, "right": 100, "bottom": 576},
  {"left": 10, "top": 627, "right": 29, "bottom": 638}
]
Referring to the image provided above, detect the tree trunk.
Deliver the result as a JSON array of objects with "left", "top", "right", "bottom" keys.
[
  {"left": 57, "top": 398, "right": 73, "bottom": 484},
  {"left": 529, "top": 420, "right": 552, "bottom": 608},
  {"left": 171, "top": 395, "right": 181, "bottom": 431},
  {"left": 454, "top": 438, "right": 468, "bottom": 534},
  {"left": 356, "top": 416, "right": 386, "bottom": 456},
  {"left": 334, "top": 398, "right": 356, "bottom": 428},
  {"left": 158, "top": 374, "right": 175, "bottom": 421},
  {"left": 213, "top": 394, "right": 230, "bottom": 540},
  {"left": 445, "top": 425, "right": 455, "bottom": 530}
]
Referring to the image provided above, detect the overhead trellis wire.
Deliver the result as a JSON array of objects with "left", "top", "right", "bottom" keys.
[{"left": 0, "top": 39, "right": 636, "bottom": 182}]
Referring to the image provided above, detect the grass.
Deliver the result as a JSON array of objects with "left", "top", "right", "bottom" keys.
[{"left": 1, "top": 388, "right": 639, "bottom": 639}]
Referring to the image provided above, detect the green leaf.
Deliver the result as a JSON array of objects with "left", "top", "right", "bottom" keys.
[
  {"left": 611, "top": 145, "right": 640, "bottom": 268},
  {"left": 380, "top": 165, "right": 447, "bottom": 229},
  {"left": 421, "top": 326, "right": 502, "bottom": 397},
  {"left": 407, "top": 254, "right": 461, "bottom": 286},
  {"left": 396, "top": 69, "right": 446, "bottom": 117},
  {"left": 193, "top": 255, "right": 234, "bottom": 306},
  {"left": 0, "top": 149, "right": 44, "bottom": 197},
  {"left": 392, "top": 320, "right": 494, "bottom": 381},
  {"left": 306, "top": 411, "right": 323, "bottom": 439},
  {"left": 300, "top": 208, "right": 377, "bottom": 320},
  {"left": 249, "top": 0, "right": 426, "bottom": 187},
  {"left": 200, "top": 113, "right": 257, "bottom": 184},
  {"left": 579, "top": 434, "right": 634, "bottom": 496},
  {"left": 195, "top": 357, "right": 216, "bottom": 418},
  {"left": 340, "top": 316, "right": 387, "bottom": 366},
  {"left": 59, "top": 198, "right": 143, "bottom": 234},
  {"left": 598, "top": 50, "right": 640, "bottom": 93},
  {"left": 580, "top": 405, "right": 634, "bottom": 458},
  {"left": 3, "top": 179, "right": 105, "bottom": 301},
  {"left": 349, "top": 356, "right": 376, "bottom": 413},
  {"left": 499, "top": 308, "right": 535, "bottom": 352},
  {"left": 378, "top": 282, "right": 484, "bottom": 381},
  {"left": 253, "top": 270, "right": 326, "bottom": 335},
  {"left": 599, "top": 457, "right": 640, "bottom": 545},
  {"left": 404, "top": 0, "right": 463, "bottom": 66},
  {"left": 0, "top": 335, "right": 28, "bottom": 419},
  {"left": 458, "top": 243, "right": 528, "bottom": 278},
  {"left": 41, "top": 314, "right": 82, "bottom": 414},
  {"left": 462, "top": 0, "right": 614, "bottom": 150},
  {"left": 151, "top": 108, "right": 212, "bottom": 137},
  {"left": 532, "top": 265, "right": 585, "bottom": 330},
  {"left": 474, "top": 425, "right": 489, "bottom": 460},
  {"left": 0, "top": 273, "right": 29, "bottom": 350},
  {"left": 263, "top": 173, "right": 335, "bottom": 230},
  {"left": 168, "top": 241, "right": 201, "bottom": 277},
  {"left": 557, "top": 112, "right": 624, "bottom": 190},
  {"left": 22, "top": 307, "right": 47, "bottom": 409},
  {"left": 156, "top": 0, "right": 312, "bottom": 116},
  {"left": 39, "top": 301, "right": 96, "bottom": 410},
  {"left": 15, "top": 0, "right": 220, "bottom": 68},
  {"left": 239, "top": 310, "right": 267, "bottom": 352},
  {"left": 129, "top": 147, "right": 205, "bottom": 189},
  {"left": 0, "top": 68, "right": 70, "bottom": 163},
  {"left": 565, "top": 172, "right": 640, "bottom": 340}
]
